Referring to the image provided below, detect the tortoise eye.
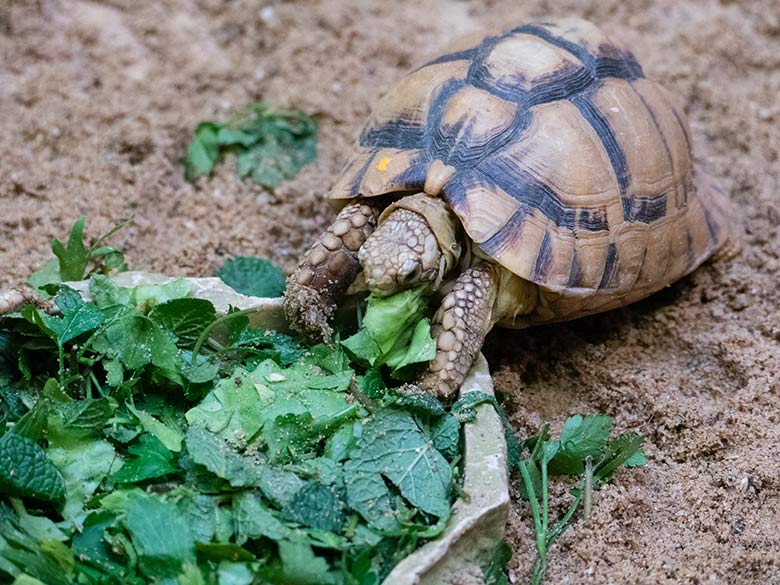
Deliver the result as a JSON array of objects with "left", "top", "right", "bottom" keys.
[{"left": 400, "top": 262, "right": 421, "bottom": 283}]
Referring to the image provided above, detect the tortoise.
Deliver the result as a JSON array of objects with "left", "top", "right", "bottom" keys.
[{"left": 284, "top": 17, "right": 734, "bottom": 398}]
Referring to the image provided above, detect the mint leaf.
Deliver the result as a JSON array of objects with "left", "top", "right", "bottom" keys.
[
  {"left": 0, "top": 433, "right": 65, "bottom": 504},
  {"left": 216, "top": 257, "right": 286, "bottom": 298},
  {"left": 27, "top": 259, "right": 61, "bottom": 292},
  {"left": 95, "top": 313, "right": 180, "bottom": 373},
  {"left": 232, "top": 491, "right": 288, "bottom": 544},
  {"left": 123, "top": 494, "right": 196, "bottom": 578},
  {"left": 185, "top": 104, "right": 317, "bottom": 187},
  {"left": 481, "top": 541, "right": 512, "bottom": 585},
  {"left": 23, "top": 289, "right": 103, "bottom": 347},
  {"left": 110, "top": 434, "right": 176, "bottom": 483},
  {"left": 384, "top": 318, "right": 436, "bottom": 376},
  {"left": 127, "top": 403, "right": 183, "bottom": 452},
  {"left": 451, "top": 390, "right": 497, "bottom": 423},
  {"left": 46, "top": 398, "right": 115, "bottom": 443},
  {"left": 183, "top": 494, "right": 233, "bottom": 545},
  {"left": 287, "top": 481, "right": 346, "bottom": 533},
  {"left": 229, "top": 325, "right": 305, "bottom": 366},
  {"left": 265, "top": 412, "right": 317, "bottom": 463},
  {"left": 27, "top": 219, "right": 128, "bottom": 291},
  {"left": 185, "top": 367, "right": 273, "bottom": 445},
  {"left": 549, "top": 414, "right": 612, "bottom": 475},
  {"left": 430, "top": 413, "right": 460, "bottom": 461},
  {"left": 46, "top": 438, "right": 116, "bottom": 517},
  {"left": 185, "top": 122, "right": 222, "bottom": 181},
  {"left": 231, "top": 106, "right": 317, "bottom": 188},
  {"left": 625, "top": 448, "right": 647, "bottom": 467},
  {"left": 254, "top": 466, "right": 308, "bottom": 509},
  {"left": 266, "top": 541, "right": 336, "bottom": 585},
  {"left": 344, "top": 409, "right": 452, "bottom": 531},
  {"left": 51, "top": 217, "right": 89, "bottom": 281},
  {"left": 594, "top": 432, "right": 645, "bottom": 483},
  {"left": 185, "top": 425, "right": 262, "bottom": 487},
  {"left": 149, "top": 298, "right": 216, "bottom": 348}
]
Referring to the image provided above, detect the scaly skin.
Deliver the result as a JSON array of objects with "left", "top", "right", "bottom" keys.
[
  {"left": 284, "top": 202, "right": 378, "bottom": 341},
  {"left": 0, "top": 289, "right": 47, "bottom": 315},
  {"left": 418, "top": 263, "right": 499, "bottom": 399},
  {"left": 358, "top": 208, "right": 443, "bottom": 296}
]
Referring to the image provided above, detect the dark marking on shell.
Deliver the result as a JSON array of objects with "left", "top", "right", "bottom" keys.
[
  {"left": 622, "top": 193, "right": 668, "bottom": 223},
  {"left": 480, "top": 209, "right": 526, "bottom": 256},
  {"left": 514, "top": 24, "right": 644, "bottom": 80},
  {"left": 567, "top": 247, "right": 583, "bottom": 287},
  {"left": 532, "top": 231, "right": 554, "bottom": 281},
  {"left": 669, "top": 105, "right": 693, "bottom": 159},
  {"left": 702, "top": 205, "right": 720, "bottom": 245},
  {"left": 348, "top": 149, "right": 380, "bottom": 197},
  {"left": 359, "top": 121, "right": 426, "bottom": 150},
  {"left": 476, "top": 163, "right": 577, "bottom": 230},
  {"left": 389, "top": 153, "right": 429, "bottom": 192},
  {"left": 423, "top": 48, "right": 480, "bottom": 69},
  {"left": 685, "top": 230, "right": 696, "bottom": 271},
  {"left": 570, "top": 90, "right": 631, "bottom": 196},
  {"left": 598, "top": 242, "right": 619, "bottom": 289},
  {"left": 631, "top": 83, "right": 675, "bottom": 171},
  {"left": 577, "top": 207, "right": 609, "bottom": 231}
]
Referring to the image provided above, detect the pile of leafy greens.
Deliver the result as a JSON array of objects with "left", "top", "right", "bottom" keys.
[
  {"left": 1, "top": 218, "right": 647, "bottom": 585},
  {"left": 0, "top": 219, "right": 478, "bottom": 585},
  {"left": 185, "top": 103, "right": 317, "bottom": 188}
]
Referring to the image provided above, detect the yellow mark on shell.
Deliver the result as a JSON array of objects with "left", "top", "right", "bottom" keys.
[{"left": 376, "top": 157, "right": 392, "bottom": 171}]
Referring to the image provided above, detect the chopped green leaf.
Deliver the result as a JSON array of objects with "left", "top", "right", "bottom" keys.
[
  {"left": 185, "top": 104, "right": 317, "bottom": 188},
  {"left": 341, "top": 287, "right": 435, "bottom": 378},
  {"left": 51, "top": 217, "right": 89, "bottom": 281},
  {"left": 232, "top": 491, "right": 288, "bottom": 544},
  {"left": 594, "top": 432, "right": 645, "bottom": 483},
  {"left": 184, "top": 425, "right": 262, "bottom": 487},
  {"left": 287, "top": 481, "right": 346, "bottom": 533},
  {"left": 27, "top": 218, "right": 128, "bottom": 291},
  {"left": 123, "top": 494, "right": 196, "bottom": 578},
  {"left": 185, "top": 122, "right": 222, "bottom": 181},
  {"left": 345, "top": 409, "right": 452, "bottom": 532},
  {"left": 0, "top": 433, "right": 65, "bottom": 504},
  {"left": 216, "top": 257, "right": 286, "bottom": 298},
  {"left": 46, "top": 438, "right": 117, "bottom": 517},
  {"left": 548, "top": 414, "right": 612, "bottom": 475},
  {"left": 109, "top": 434, "right": 176, "bottom": 483},
  {"left": 127, "top": 403, "right": 183, "bottom": 453},
  {"left": 149, "top": 299, "right": 216, "bottom": 348}
]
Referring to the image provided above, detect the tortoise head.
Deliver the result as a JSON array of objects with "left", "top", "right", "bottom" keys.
[{"left": 358, "top": 194, "right": 460, "bottom": 296}]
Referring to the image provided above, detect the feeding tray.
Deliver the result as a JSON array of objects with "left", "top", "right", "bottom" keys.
[{"left": 69, "top": 271, "right": 510, "bottom": 584}]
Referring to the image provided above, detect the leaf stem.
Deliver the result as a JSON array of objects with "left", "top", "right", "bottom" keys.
[
  {"left": 530, "top": 422, "right": 550, "bottom": 460},
  {"left": 57, "top": 343, "right": 65, "bottom": 388},
  {"left": 190, "top": 308, "right": 259, "bottom": 365},
  {"left": 541, "top": 457, "right": 549, "bottom": 537},
  {"left": 584, "top": 456, "right": 593, "bottom": 520},
  {"left": 518, "top": 459, "right": 546, "bottom": 572}
]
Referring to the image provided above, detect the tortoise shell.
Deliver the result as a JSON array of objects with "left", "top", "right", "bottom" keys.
[{"left": 329, "top": 18, "right": 732, "bottom": 324}]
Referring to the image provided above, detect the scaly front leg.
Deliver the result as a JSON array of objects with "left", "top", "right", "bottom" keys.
[
  {"left": 284, "top": 202, "right": 378, "bottom": 342},
  {"left": 418, "top": 263, "right": 499, "bottom": 399}
]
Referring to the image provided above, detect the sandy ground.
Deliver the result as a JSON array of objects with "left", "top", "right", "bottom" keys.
[{"left": 1, "top": 0, "right": 778, "bottom": 583}]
